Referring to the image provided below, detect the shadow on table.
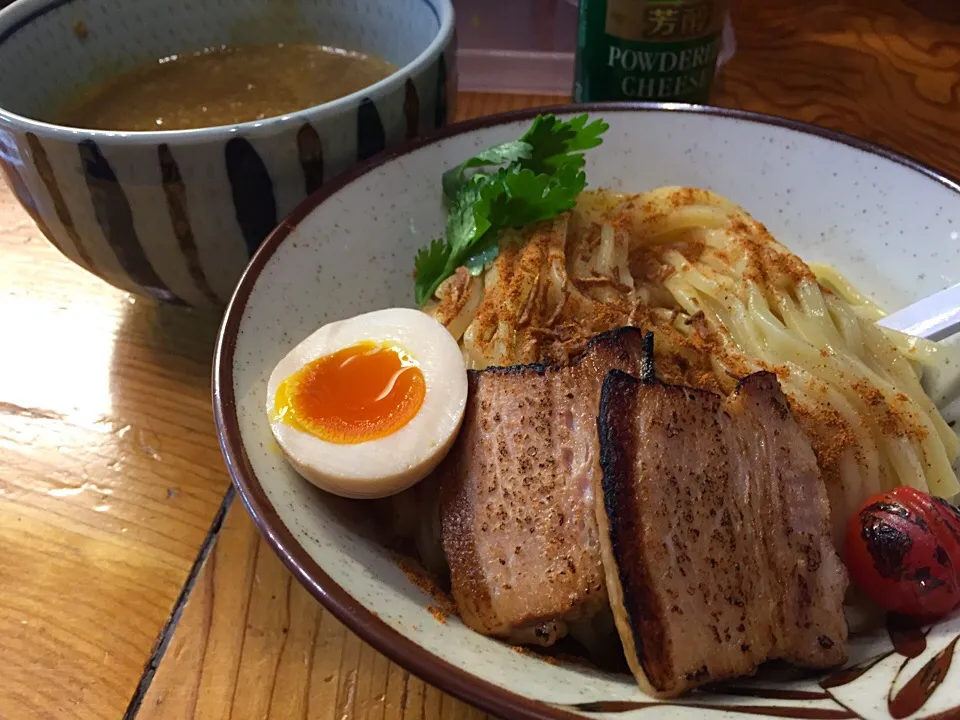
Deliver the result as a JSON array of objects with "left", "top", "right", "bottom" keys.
[
  {"left": 110, "top": 297, "right": 222, "bottom": 393},
  {"left": 105, "top": 297, "right": 229, "bottom": 496}
]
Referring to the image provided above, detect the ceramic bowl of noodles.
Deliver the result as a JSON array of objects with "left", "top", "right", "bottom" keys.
[{"left": 214, "top": 104, "right": 960, "bottom": 719}]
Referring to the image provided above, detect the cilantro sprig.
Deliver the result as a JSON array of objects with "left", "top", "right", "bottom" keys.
[{"left": 413, "top": 114, "right": 609, "bottom": 306}]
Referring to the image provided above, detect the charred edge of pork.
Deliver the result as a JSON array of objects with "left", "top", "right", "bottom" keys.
[
  {"left": 466, "top": 326, "right": 647, "bottom": 379},
  {"left": 639, "top": 331, "right": 656, "bottom": 384},
  {"left": 597, "top": 369, "right": 669, "bottom": 692}
]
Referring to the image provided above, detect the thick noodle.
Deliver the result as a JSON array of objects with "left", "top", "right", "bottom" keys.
[{"left": 425, "top": 186, "right": 960, "bottom": 548}]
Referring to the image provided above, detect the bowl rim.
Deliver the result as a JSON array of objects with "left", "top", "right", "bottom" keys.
[
  {"left": 212, "top": 102, "right": 960, "bottom": 720},
  {"left": 0, "top": 0, "right": 454, "bottom": 144}
]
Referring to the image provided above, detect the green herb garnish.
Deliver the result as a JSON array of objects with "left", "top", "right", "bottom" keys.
[{"left": 413, "top": 113, "right": 609, "bottom": 306}]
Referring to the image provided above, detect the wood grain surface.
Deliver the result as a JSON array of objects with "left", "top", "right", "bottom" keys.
[
  {"left": 1, "top": 1, "right": 959, "bottom": 718},
  {"left": 0, "top": 192, "right": 230, "bottom": 719},
  {"left": 715, "top": 0, "right": 960, "bottom": 179},
  {"left": 135, "top": 491, "right": 489, "bottom": 720}
]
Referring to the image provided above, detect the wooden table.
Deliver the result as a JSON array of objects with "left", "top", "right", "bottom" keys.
[{"left": 1, "top": 1, "right": 958, "bottom": 718}]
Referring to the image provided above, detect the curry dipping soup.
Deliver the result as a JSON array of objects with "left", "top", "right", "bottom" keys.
[{"left": 51, "top": 43, "right": 397, "bottom": 131}]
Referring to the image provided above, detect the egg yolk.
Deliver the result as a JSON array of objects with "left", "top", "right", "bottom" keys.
[{"left": 273, "top": 342, "right": 425, "bottom": 444}]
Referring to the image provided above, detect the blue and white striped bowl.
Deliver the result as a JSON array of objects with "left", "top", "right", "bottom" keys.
[{"left": 0, "top": 0, "right": 456, "bottom": 307}]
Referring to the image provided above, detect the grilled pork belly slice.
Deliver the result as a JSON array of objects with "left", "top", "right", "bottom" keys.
[
  {"left": 438, "top": 327, "right": 648, "bottom": 645},
  {"left": 596, "top": 369, "right": 849, "bottom": 698}
]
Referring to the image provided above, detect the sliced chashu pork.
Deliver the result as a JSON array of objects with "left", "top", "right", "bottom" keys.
[
  {"left": 595, "top": 369, "right": 849, "bottom": 698},
  {"left": 438, "top": 327, "right": 649, "bottom": 645}
]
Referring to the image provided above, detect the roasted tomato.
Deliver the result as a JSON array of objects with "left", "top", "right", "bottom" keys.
[{"left": 845, "top": 487, "right": 960, "bottom": 618}]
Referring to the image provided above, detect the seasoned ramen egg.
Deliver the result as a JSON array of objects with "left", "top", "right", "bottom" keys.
[{"left": 266, "top": 308, "right": 467, "bottom": 499}]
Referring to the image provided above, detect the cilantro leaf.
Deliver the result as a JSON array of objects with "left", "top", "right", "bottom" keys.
[
  {"left": 444, "top": 176, "right": 487, "bottom": 256},
  {"left": 519, "top": 114, "right": 609, "bottom": 175},
  {"left": 413, "top": 237, "right": 450, "bottom": 306},
  {"left": 464, "top": 235, "right": 500, "bottom": 275},
  {"left": 441, "top": 140, "right": 531, "bottom": 201},
  {"left": 488, "top": 166, "right": 586, "bottom": 229},
  {"left": 413, "top": 113, "right": 608, "bottom": 306}
]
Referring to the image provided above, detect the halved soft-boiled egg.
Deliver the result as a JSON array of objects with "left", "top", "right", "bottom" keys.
[{"left": 266, "top": 308, "right": 467, "bottom": 499}]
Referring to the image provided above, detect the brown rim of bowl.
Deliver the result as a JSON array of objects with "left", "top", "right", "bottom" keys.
[{"left": 212, "top": 102, "right": 960, "bottom": 720}]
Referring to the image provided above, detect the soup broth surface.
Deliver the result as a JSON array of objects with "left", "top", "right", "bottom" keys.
[{"left": 52, "top": 43, "right": 397, "bottom": 131}]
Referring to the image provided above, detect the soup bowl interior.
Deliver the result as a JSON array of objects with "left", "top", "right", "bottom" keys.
[
  {"left": 0, "top": 0, "right": 439, "bottom": 124},
  {"left": 215, "top": 105, "right": 960, "bottom": 719}
]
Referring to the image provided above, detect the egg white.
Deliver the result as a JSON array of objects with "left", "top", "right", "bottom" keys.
[{"left": 266, "top": 308, "right": 467, "bottom": 499}]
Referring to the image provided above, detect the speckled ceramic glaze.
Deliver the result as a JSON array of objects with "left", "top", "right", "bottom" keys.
[
  {"left": 0, "top": 0, "right": 455, "bottom": 306},
  {"left": 214, "top": 105, "right": 960, "bottom": 720}
]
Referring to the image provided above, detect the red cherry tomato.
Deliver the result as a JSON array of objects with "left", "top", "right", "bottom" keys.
[{"left": 845, "top": 487, "right": 960, "bottom": 619}]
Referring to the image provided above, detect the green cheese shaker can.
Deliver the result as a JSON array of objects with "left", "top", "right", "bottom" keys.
[{"left": 574, "top": 0, "right": 729, "bottom": 104}]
